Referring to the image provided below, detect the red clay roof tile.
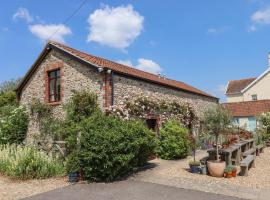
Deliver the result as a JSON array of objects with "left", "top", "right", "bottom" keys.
[
  {"left": 222, "top": 100, "right": 270, "bottom": 117},
  {"left": 49, "top": 41, "right": 216, "bottom": 99},
  {"left": 226, "top": 78, "right": 256, "bottom": 95}
]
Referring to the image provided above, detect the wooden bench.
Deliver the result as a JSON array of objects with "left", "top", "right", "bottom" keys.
[
  {"left": 240, "top": 155, "right": 255, "bottom": 176},
  {"left": 242, "top": 148, "right": 256, "bottom": 157},
  {"left": 256, "top": 144, "right": 264, "bottom": 156}
]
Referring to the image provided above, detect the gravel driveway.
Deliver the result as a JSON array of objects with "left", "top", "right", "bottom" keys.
[
  {"left": 0, "top": 176, "right": 69, "bottom": 200},
  {"left": 133, "top": 149, "right": 270, "bottom": 200}
]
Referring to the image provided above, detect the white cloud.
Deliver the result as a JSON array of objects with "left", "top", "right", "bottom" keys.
[
  {"left": 136, "top": 58, "right": 162, "bottom": 74},
  {"left": 87, "top": 4, "right": 144, "bottom": 49},
  {"left": 117, "top": 59, "right": 133, "bottom": 66},
  {"left": 116, "top": 58, "right": 162, "bottom": 74},
  {"left": 29, "top": 24, "right": 72, "bottom": 43},
  {"left": 1, "top": 27, "right": 9, "bottom": 32},
  {"left": 13, "top": 7, "right": 33, "bottom": 23},
  {"left": 251, "top": 7, "right": 270, "bottom": 24},
  {"left": 248, "top": 25, "right": 257, "bottom": 32},
  {"left": 206, "top": 26, "right": 229, "bottom": 35}
]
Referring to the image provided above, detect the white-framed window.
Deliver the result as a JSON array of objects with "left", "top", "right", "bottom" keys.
[{"left": 251, "top": 94, "right": 257, "bottom": 101}]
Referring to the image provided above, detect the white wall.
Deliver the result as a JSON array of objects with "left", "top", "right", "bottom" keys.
[
  {"left": 243, "top": 71, "right": 270, "bottom": 101},
  {"left": 227, "top": 93, "right": 244, "bottom": 103}
]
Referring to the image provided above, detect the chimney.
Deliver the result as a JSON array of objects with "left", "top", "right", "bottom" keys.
[{"left": 268, "top": 53, "right": 270, "bottom": 68}]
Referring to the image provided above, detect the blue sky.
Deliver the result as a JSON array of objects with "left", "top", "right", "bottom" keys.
[{"left": 1, "top": 0, "right": 270, "bottom": 101}]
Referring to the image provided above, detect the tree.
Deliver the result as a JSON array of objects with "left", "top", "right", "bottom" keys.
[
  {"left": 0, "top": 79, "right": 20, "bottom": 93},
  {"left": 203, "top": 106, "right": 232, "bottom": 161}
]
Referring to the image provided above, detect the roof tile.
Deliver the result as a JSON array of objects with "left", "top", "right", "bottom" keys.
[
  {"left": 222, "top": 100, "right": 270, "bottom": 117},
  {"left": 226, "top": 78, "right": 256, "bottom": 94},
  {"left": 49, "top": 41, "right": 216, "bottom": 99}
]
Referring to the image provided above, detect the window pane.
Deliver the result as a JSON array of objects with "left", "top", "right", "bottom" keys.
[
  {"left": 48, "top": 69, "right": 61, "bottom": 102},
  {"left": 49, "top": 79, "right": 55, "bottom": 95},
  {"left": 49, "top": 71, "right": 56, "bottom": 78},
  {"left": 56, "top": 70, "right": 61, "bottom": 77},
  {"left": 56, "top": 78, "right": 61, "bottom": 101},
  {"left": 50, "top": 95, "right": 55, "bottom": 102}
]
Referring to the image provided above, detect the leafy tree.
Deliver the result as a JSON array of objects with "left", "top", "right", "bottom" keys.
[
  {"left": 202, "top": 106, "right": 232, "bottom": 161},
  {"left": 0, "top": 79, "right": 20, "bottom": 93}
]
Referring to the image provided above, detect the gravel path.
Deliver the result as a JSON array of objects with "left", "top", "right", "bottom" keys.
[
  {"left": 0, "top": 176, "right": 69, "bottom": 200},
  {"left": 133, "top": 148, "right": 270, "bottom": 200}
]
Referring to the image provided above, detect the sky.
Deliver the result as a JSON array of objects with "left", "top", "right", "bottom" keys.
[{"left": 1, "top": 0, "right": 270, "bottom": 102}]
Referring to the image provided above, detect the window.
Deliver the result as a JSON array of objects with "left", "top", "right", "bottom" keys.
[
  {"left": 251, "top": 94, "right": 257, "bottom": 101},
  {"left": 48, "top": 69, "right": 61, "bottom": 102}
]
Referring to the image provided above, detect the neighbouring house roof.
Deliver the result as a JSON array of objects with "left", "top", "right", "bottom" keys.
[
  {"left": 225, "top": 77, "right": 256, "bottom": 95},
  {"left": 222, "top": 100, "right": 270, "bottom": 117},
  {"left": 16, "top": 41, "right": 218, "bottom": 100}
]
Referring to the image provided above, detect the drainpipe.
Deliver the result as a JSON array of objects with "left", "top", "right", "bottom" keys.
[{"left": 111, "top": 71, "right": 114, "bottom": 106}]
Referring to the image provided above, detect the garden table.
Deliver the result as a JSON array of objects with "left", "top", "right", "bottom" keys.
[
  {"left": 207, "top": 139, "right": 255, "bottom": 165},
  {"left": 207, "top": 144, "right": 241, "bottom": 165}
]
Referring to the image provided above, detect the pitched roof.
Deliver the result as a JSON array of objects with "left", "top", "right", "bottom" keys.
[
  {"left": 222, "top": 100, "right": 270, "bottom": 117},
  {"left": 226, "top": 78, "right": 256, "bottom": 95},
  {"left": 16, "top": 41, "right": 217, "bottom": 100}
]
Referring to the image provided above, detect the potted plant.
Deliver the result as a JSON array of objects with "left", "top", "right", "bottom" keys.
[
  {"left": 188, "top": 135, "right": 200, "bottom": 173},
  {"left": 203, "top": 106, "right": 232, "bottom": 177},
  {"left": 224, "top": 166, "right": 231, "bottom": 178},
  {"left": 189, "top": 161, "right": 201, "bottom": 173},
  {"left": 66, "top": 152, "right": 81, "bottom": 183},
  {"left": 231, "top": 165, "right": 237, "bottom": 177}
]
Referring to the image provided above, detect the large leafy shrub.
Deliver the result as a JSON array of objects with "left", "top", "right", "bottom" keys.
[
  {"left": 66, "top": 112, "right": 157, "bottom": 182},
  {"left": 0, "top": 91, "right": 18, "bottom": 107},
  {"left": 0, "top": 105, "right": 28, "bottom": 144},
  {"left": 66, "top": 91, "right": 99, "bottom": 122},
  {"left": 156, "top": 120, "right": 190, "bottom": 160},
  {"left": 0, "top": 144, "right": 65, "bottom": 179},
  {"left": 0, "top": 79, "right": 20, "bottom": 107},
  {"left": 257, "top": 112, "right": 270, "bottom": 142}
]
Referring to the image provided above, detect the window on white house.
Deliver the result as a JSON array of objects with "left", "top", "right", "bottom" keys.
[{"left": 251, "top": 94, "right": 257, "bottom": 101}]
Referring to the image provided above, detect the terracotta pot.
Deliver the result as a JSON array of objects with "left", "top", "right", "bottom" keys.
[
  {"left": 232, "top": 170, "right": 237, "bottom": 177},
  {"left": 207, "top": 160, "right": 226, "bottom": 177},
  {"left": 226, "top": 172, "right": 233, "bottom": 178}
]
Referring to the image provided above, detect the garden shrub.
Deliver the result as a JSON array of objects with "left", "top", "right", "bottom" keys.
[
  {"left": 156, "top": 120, "right": 190, "bottom": 160},
  {"left": 66, "top": 112, "right": 157, "bottom": 182},
  {"left": 0, "top": 105, "right": 28, "bottom": 144},
  {"left": 0, "top": 91, "right": 18, "bottom": 107},
  {"left": 66, "top": 91, "right": 99, "bottom": 122},
  {"left": 0, "top": 144, "right": 65, "bottom": 179}
]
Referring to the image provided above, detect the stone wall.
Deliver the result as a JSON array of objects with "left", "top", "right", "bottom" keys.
[
  {"left": 113, "top": 74, "right": 217, "bottom": 117},
  {"left": 20, "top": 49, "right": 217, "bottom": 140},
  {"left": 20, "top": 50, "right": 103, "bottom": 139}
]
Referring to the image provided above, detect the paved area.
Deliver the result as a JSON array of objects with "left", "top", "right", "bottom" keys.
[
  {"left": 132, "top": 150, "right": 270, "bottom": 200},
  {"left": 24, "top": 180, "right": 242, "bottom": 200}
]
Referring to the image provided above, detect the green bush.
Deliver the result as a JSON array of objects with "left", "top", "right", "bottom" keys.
[
  {"left": 66, "top": 91, "right": 99, "bottom": 122},
  {"left": 66, "top": 112, "right": 157, "bottom": 182},
  {"left": 0, "top": 144, "right": 65, "bottom": 179},
  {"left": 0, "top": 91, "right": 18, "bottom": 107},
  {"left": 0, "top": 105, "right": 28, "bottom": 144},
  {"left": 156, "top": 120, "right": 190, "bottom": 160}
]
